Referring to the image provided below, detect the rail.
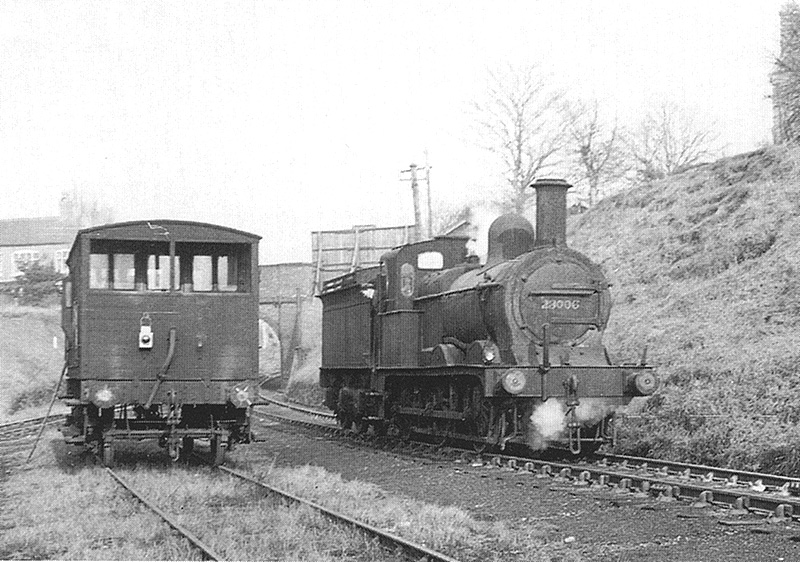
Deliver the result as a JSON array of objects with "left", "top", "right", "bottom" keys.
[
  {"left": 219, "top": 465, "right": 462, "bottom": 562},
  {"left": 258, "top": 397, "right": 800, "bottom": 523},
  {"left": 103, "top": 466, "right": 222, "bottom": 561}
]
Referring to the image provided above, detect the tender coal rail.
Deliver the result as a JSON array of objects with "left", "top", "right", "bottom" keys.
[
  {"left": 103, "top": 466, "right": 222, "bottom": 561},
  {"left": 219, "top": 465, "right": 461, "bottom": 562}
]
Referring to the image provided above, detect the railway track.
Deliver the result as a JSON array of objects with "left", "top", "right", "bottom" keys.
[
  {"left": 258, "top": 394, "right": 800, "bottom": 524},
  {"left": 101, "top": 449, "right": 461, "bottom": 562},
  {"left": 254, "top": 392, "right": 335, "bottom": 421},
  {"left": 104, "top": 466, "right": 222, "bottom": 561},
  {"left": 221, "top": 465, "right": 461, "bottom": 562}
]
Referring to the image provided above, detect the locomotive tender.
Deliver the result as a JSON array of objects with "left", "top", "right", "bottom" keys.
[
  {"left": 60, "top": 220, "right": 260, "bottom": 465},
  {"left": 319, "top": 179, "right": 658, "bottom": 453}
]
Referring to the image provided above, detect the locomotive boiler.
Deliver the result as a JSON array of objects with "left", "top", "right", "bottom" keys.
[
  {"left": 59, "top": 220, "right": 260, "bottom": 465},
  {"left": 319, "top": 178, "right": 657, "bottom": 453}
]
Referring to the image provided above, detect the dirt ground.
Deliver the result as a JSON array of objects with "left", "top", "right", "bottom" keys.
[{"left": 242, "top": 417, "right": 800, "bottom": 562}]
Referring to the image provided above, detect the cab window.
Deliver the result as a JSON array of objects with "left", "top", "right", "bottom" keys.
[{"left": 417, "top": 251, "right": 444, "bottom": 270}]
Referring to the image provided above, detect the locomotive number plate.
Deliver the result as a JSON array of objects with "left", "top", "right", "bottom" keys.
[{"left": 540, "top": 298, "right": 581, "bottom": 310}]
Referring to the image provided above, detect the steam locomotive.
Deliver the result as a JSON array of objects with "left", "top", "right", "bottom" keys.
[
  {"left": 59, "top": 220, "right": 260, "bottom": 466},
  {"left": 319, "top": 178, "right": 657, "bottom": 453}
]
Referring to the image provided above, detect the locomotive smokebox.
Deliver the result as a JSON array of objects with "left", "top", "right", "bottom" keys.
[{"left": 532, "top": 178, "right": 571, "bottom": 247}]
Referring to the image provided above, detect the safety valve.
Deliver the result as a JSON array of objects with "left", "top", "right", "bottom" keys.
[{"left": 139, "top": 313, "right": 153, "bottom": 349}]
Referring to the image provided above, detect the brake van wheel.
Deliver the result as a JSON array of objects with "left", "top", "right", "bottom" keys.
[
  {"left": 210, "top": 435, "right": 225, "bottom": 466},
  {"left": 179, "top": 437, "right": 194, "bottom": 461},
  {"left": 102, "top": 441, "right": 115, "bottom": 468}
]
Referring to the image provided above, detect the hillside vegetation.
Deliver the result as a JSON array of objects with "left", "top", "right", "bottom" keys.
[{"left": 569, "top": 144, "right": 800, "bottom": 474}]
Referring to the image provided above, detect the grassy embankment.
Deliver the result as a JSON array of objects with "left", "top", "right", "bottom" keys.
[{"left": 569, "top": 144, "right": 800, "bottom": 474}]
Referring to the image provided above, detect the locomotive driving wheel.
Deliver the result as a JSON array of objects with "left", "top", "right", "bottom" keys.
[
  {"left": 352, "top": 416, "right": 370, "bottom": 436},
  {"left": 337, "top": 412, "right": 354, "bottom": 432}
]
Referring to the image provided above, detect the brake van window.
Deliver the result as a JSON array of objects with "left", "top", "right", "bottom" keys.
[
  {"left": 175, "top": 242, "right": 250, "bottom": 293},
  {"left": 89, "top": 253, "right": 110, "bottom": 288},
  {"left": 88, "top": 252, "right": 135, "bottom": 289},
  {"left": 112, "top": 254, "right": 135, "bottom": 290},
  {"left": 218, "top": 254, "right": 239, "bottom": 292},
  {"left": 193, "top": 255, "right": 213, "bottom": 292},
  {"left": 146, "top": 254, "right": 173, "bottom": 291}
]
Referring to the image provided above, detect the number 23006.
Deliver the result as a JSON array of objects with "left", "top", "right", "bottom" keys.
[{"left": 541, "top": 298, "right": 581, "bottom": 310}]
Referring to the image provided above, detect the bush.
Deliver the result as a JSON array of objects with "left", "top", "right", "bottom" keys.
[
  {"left": 8, "top": 380, "right": 54, "bottom": 415},
  {"left": 5, "top": 262, "right": 63, "bottom": 306}
]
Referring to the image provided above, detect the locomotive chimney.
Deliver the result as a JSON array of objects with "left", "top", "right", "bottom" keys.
[{"left": 531, "top": 178, "right": 571, "bottom": 247}]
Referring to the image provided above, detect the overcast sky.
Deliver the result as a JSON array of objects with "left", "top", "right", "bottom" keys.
[{"left": 0, "top": 0, "right": 786, "bottom": 263}]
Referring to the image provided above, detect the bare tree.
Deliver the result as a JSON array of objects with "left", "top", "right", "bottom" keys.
[
  {"left": 772, "top": 1, "right": 800, "bottom": 144},
  {"left": 473, "top": 65, "right": 567, "bottom": 214},
  {"left": 59, "top": 186, "right": 114, "bottom": 226},
  {"left": 564, "top": 99, "right": 627, "bottom": 207},
  {"left": 431, "top": 202, "right": 472, "bottom": 236},
  {"left": 627, "top": 102, "right": 719, "bottom": 181}
]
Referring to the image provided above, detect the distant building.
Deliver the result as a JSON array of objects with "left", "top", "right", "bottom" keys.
[{"left": 0, "top": 216, "right": 81, "bottom": 282}]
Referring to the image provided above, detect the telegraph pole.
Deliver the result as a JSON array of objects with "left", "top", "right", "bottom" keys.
[
  {"left": 401, "top": 163, "right": 423, "bottom": 242},
  {"left": 401, "top": 159, "right": 432, "bottom": 241},
  {"left": 424, "top": 149, "right": 432, "bottom": 238}
]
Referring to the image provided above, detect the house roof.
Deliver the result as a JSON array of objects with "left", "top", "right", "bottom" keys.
[{"left": 0, "top": 216, "right": 80, "bottom": 247}]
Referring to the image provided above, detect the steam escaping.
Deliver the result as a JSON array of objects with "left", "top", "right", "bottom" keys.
[
  {"left": 530, "top": 399, "right": 566, "bottom": 445},
  {"left": 527, "top": 398, "right": 621, "bottom": 450},
  {"left": 574, "top": 398, "right": 619, "bottom": 425},
  {"left": 470, "top": 205, "right": 499, "bottom": 262},
  {"left": 441, "top": 202, "right": 520, "bottom": 263}
]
